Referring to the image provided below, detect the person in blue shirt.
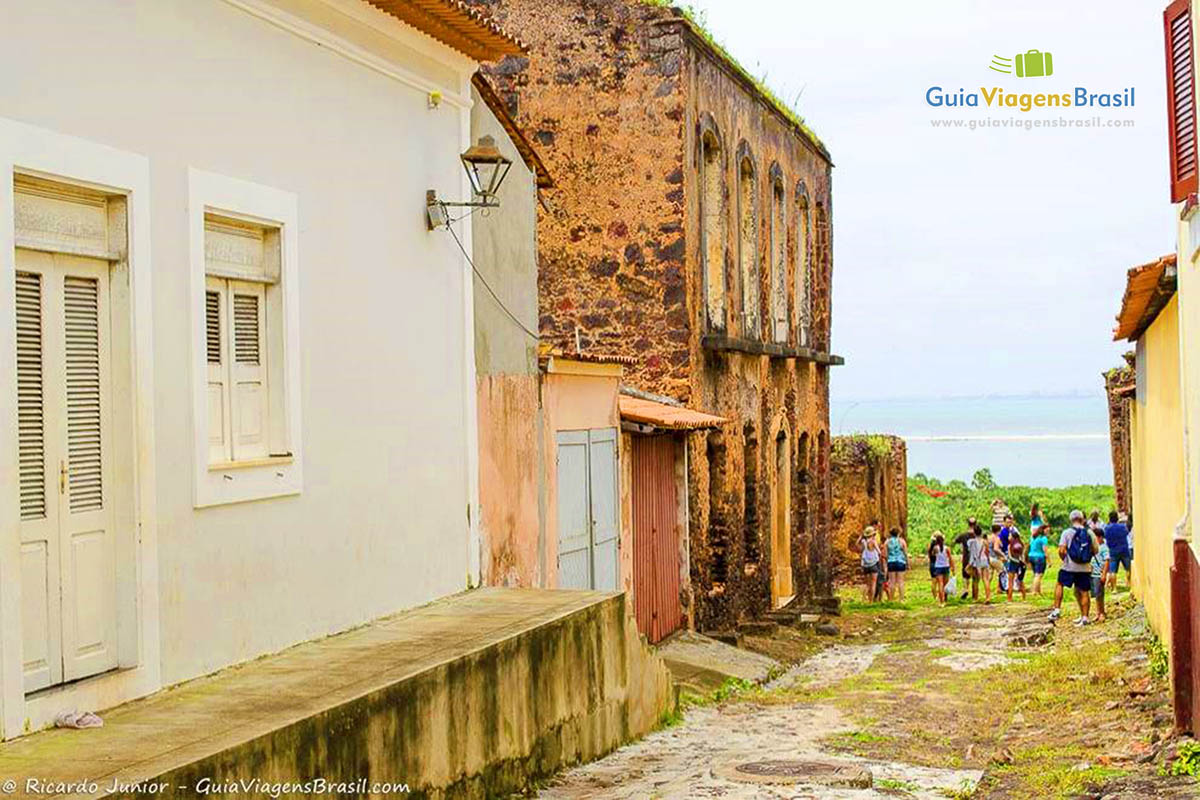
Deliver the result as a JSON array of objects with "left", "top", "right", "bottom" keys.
[
  {"left": 1028, "top": 525, "right": 1052, "bottom": 596},
  {"left": 1104, "top": 510, "right": 1132, "bottom": 591}
]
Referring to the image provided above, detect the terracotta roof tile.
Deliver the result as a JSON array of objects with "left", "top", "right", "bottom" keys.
[
  {"left": 1113, "top": 254, "right": 1177, "bottom": 341},
  {"left": 367, "top": 0, "right": 525, "bottom": 62},
  {"left": 619, "top": 396, "right": 727, "bottom": 431}
]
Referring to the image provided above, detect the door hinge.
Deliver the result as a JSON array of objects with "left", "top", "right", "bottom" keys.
[{"left": 59, "top": 460, "right": 67, "bottom": 495}]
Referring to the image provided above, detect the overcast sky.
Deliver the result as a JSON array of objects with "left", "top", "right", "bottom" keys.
[{"left": 685, "top": 0, "right": 1172, "bottom": 401}]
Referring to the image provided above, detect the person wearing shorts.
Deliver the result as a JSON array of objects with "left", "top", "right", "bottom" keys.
[
  {"left": 860, "top": 527, "right": 881, "bottom": 603},
  {"left": 1006, "top": 531, "right": 1027, "bottom": 601},
  {"left": 885, "top": 528, "right": 908, "bottom": 601},
  {"left": 929, "top": 532, "right": 953, "bottom": 606},
  {"left": 1104, "top": 511, "right": 1132, "bottom": 591},
  {"left": 967, "top": 525, "right": 992, "bottom": 603},
  {"left": 1028, "top": 525, "right": 1051, "bottom": 596},
  {"left": 1050, "top": 511, "right": 1097, "bottom": 626}
]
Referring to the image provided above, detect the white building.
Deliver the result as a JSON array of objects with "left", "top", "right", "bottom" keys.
[{"left": 0, "top": 0, "right": 522, "bottom": 737}]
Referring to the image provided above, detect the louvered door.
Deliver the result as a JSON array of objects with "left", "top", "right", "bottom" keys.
[{"left": 14, "top": 249, "right": 116, "bottom": 691}]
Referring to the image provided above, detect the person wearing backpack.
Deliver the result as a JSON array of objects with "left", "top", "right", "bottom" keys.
[{"left": 1049, "top": 510, "right": 1098, "bottom": 625}]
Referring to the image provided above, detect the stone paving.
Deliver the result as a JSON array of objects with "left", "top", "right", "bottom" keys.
[{"left": 538, "top": 642, "right": 981, "bottom": 799}]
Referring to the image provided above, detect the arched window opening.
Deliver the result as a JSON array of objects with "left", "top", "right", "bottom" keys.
[
  {"left": 743, "top": 424, "right": 760, "bottom": 564},
  {"left": 795, "top": 188, "right": 811, "bottom": 347},
  {"left": 738, "top": 154, "right": 759, "bottom": 339},
  {"left": 770, "top": 172, "right": 788, "bottom": 343},
  {"left": 814, "top": 201, "right": 829, "bottom": 350},
  {"left": 700, "top": 129, "right": 727, "bottom": 330},
  {"left": 707, "top": 432, "right": 729, "bottom": 585}
]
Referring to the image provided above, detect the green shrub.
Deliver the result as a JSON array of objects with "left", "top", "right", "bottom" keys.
[
  {"left": 907, "top": 476, "right": 1115, "bottom": 553},
  {"left": 1149, "top": 635, "right": 1169, "bottom": 681},
  {"left": 1162, "top": 740, "right": 1200, "bottom": 777}
]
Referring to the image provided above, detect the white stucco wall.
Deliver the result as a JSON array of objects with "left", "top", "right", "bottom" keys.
[{"left": 0, "top": 0, "right": 480, "bottom": 709}]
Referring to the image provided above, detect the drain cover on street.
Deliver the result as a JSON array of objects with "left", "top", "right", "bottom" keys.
[{"left": 717, "top": 759, "right": 872, "bottom": 788}]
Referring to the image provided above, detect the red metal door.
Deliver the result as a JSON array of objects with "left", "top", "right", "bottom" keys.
[{"left": 632, "top": 435, "right": 682, "bottom": 643}]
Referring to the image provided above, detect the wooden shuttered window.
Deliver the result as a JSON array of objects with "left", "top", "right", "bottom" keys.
[
  {"left": 1167, "top": 0, "right": 1198, "bottom": 202},
  {"left": 16, "top": 271, "right": 46, "bottom": 520},
  {"left": 203, "top": 212, "right": 282, "bottom": 466}
]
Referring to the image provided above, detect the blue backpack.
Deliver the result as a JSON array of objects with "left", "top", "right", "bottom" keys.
[{"left": 1067, "top": 526, "right": 1094, "bottom": 565}]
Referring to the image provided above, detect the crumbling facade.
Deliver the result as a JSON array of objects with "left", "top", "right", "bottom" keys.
[
  {"left": 1105, "top": 354, "right": 1135, "bottom": 514},
  {"left": 476, "top": 0, "right": 841, "bottom": 630},
  {"left": 830, "top": 436, "right": 908, "bottom": 583}
]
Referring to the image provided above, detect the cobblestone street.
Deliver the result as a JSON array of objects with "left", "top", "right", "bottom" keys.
[{"left": 537, "top": 582, "right": 1199, "bottom": 799}]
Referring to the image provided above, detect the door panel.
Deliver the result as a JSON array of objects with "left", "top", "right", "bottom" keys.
[
  {"left": 14, "top": 249, "right": 117, "bottom": 690},
  {"left": 556, "top": 432, "right": 592, "bottom": 589},
  {"left": 632, "top": 435, "right": 681, "bottom": 643},
  {"left": 15, "top": 252, "right": 62, "bottom": 692},
  {"left": 588, "top": 429, "right": 619, "bottom": 592},
  {"left": 771, "top": 434, "right": 794, "bottom": 608},
  {"left": 19, "top": 541, "right": 56, "bottom": 692},
  {"left": 56, "top": 257, "right": 117, "bottom": 682}
]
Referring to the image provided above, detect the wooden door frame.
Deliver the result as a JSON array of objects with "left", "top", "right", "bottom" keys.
[{"left": 0, "top": 119, "right": 160, "bottom": 739}]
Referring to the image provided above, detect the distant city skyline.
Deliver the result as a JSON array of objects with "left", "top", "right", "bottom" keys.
[{"left": 685, "top": 0, "right": 1170, "bottom": 402}]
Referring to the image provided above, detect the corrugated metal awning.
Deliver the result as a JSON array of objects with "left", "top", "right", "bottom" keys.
[{"left": 619, "top": 396, "right": 727, "bottom": 431}]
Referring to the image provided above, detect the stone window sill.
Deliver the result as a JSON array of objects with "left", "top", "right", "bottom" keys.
[{"left": 701, "top": 334, "right": 844, "bottom": 365}]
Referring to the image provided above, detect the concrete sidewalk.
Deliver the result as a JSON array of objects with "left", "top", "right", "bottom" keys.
[{"left": 0, "top": 588, "right": 672, "bottom": 798}]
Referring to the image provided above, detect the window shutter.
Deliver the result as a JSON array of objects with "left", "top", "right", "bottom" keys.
[
  {"left": 205, "top": 279, "right": 231, "bottom": 463},
  {"left": 16, "top": 271, "right": 46, "bottom": 520},
  {"left": 229, "top": 282, "right": 269, "bottom": 460},
  {"left": 63, "top": 276, "right": 103, "bottom": 512},
  {"left": 1166, "top": 0, "right": 1198, "bottom": 202}
]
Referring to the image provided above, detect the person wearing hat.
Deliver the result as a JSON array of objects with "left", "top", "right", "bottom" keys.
[{"left": 1049, "top": 510, "right": 1099, "bottom": 625}]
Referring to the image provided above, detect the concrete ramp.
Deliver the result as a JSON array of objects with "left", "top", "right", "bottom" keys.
[
  {"left": 0, "top": 589, "right": 673, "bottom": 798},
  {"left": 657, "top": 630, "right": 781, "bottom": 694}
]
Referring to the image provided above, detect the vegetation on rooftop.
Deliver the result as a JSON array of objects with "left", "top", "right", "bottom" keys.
[
  {"left": 639, "top": 0, "right": 826, "bottom": 154},
  {"left": 832, "top": 433, "right": 896, "bottom": 463}
]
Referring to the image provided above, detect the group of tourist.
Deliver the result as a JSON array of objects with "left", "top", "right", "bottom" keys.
[{"left": 858, "top": 504, "right": 1134, "bottom": 626}]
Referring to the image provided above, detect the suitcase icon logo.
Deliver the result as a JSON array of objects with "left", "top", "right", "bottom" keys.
[{"left": 989, "top": 50, "right": 1054, "bottom": 78}]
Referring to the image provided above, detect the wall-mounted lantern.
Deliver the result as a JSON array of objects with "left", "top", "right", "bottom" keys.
[{"left": 426, "top": 135, "right": 513, "bottom": 230}]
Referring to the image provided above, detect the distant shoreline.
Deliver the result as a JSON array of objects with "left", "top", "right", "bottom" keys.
[{"left": 904, "top": 433, "right": 1108, "bottom": 442}]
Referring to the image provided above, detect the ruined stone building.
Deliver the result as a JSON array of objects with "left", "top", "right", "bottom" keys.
[
  {"left": 475, "top": 0, "right": 842, "bottom": 631},
  {"left": 830, "top": 436, "right": 908, "bottom": 584},
  {"left": 1104, "top": 354, "right": 1135, "bottom": 514}
]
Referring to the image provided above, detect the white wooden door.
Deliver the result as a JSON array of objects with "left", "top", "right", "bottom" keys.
[
  {"left": 15, "top": 249, "right": 117, "bottom": 691},
  {"left": 588, "top": 429, "right": 619, "bottom": 592}
]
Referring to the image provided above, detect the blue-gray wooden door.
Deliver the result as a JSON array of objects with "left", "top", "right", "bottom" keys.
[{"left": 555, "top": 428, "right": 619, "bottom": 590}]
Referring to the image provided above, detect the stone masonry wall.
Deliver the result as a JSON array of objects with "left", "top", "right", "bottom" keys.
[
  {"left": 831, "top": 436, "right": 908, "bottom": 584},
  {"left": 476, "top": 0, "right": 836, "bottom": 632},
  {"left": 1105, "top": 355, "right": 1135, "bottom": 515},
  {"left": 476, "top": 0, "right": 693, "bottom": 397},
  {"left": 681, "top": 21, "right": 835, "bottom": 628}
]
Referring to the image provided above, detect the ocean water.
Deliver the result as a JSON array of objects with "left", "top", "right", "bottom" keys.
[{"left": 830, "top": 394, "right": 1112, "bottom": 488}]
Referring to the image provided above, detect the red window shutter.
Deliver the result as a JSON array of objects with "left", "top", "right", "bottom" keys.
[{"left": 1166, "top": 0, "right": 1198, "bottom": 202}]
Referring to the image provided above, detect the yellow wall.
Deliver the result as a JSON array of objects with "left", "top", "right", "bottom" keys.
[
  {"left": 1180, "top": 206, "right": 1200, "bottom": 558},
  {"left": 1131, "top": 293, "right": 1186, "bottom": 643}
]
